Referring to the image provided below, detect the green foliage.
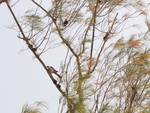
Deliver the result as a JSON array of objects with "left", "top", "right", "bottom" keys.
[
  {"left": 113, "top": 107, "right": 120, "bottom": 113},
  {"left": 24, "top": 11, "right": 43, "bottom": 31},
  {"left": 21, "top": 102, "right": 47, "bottom": 113}
]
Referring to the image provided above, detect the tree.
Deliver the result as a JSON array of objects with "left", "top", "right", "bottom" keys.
[{"left": 1, "top": 0, "right": 150, "bottom": 113}]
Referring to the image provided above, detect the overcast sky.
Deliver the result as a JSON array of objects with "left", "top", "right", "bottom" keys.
[{"left": 0, "top": 0, "right": 149, "bottom": 113}]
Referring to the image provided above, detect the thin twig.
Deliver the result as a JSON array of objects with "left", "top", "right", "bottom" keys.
[{"left": 32, "top": 0, "right": 78, "bottom": 58}]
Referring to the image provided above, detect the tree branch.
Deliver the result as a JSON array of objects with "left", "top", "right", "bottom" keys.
[{"left": 31, "top": 0, "right": 78, "bottom": 58}]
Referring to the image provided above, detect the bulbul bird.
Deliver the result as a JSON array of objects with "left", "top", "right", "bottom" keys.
[
  {"left": 47, "top": 66, "right": 62, "bottom": 79},
  {"left": 0, "top": 0, "right": 10, "bottom": 4},
  {"left": 63, "top": 19, "right": 68, "bottom": 26},
  {"left": 103, "top": 32, "right": 109, "bottom": 41}
]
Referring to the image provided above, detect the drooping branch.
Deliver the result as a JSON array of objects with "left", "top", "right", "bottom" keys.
[{"left": 5, "top": 0, "right": 74, "bottom": 104}]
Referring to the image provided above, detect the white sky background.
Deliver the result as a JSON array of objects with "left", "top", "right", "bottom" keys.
[{"left": 0, "top": 0, "right": 150, "bottom": 113}]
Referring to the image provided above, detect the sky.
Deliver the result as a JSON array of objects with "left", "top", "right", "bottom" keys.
[
  {"left": 0, "top": 0, "right": 61, "bottom": 113},
  {"left": 0, "top": 0, "right": 149, "bottom": 113}
]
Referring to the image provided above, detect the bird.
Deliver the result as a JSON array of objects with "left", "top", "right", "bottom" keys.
[
  {"left": 103, "top": 32, "right": 109, "bottom": 41},
  {"left": 0, "top": 0, "right": 10, "bottom": 4},
  {"left": 63, "top": 19, "right": 68, "bottom": 26},
  {"left": 47, "top": 66, "right": 62, "bottom": 79}
]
